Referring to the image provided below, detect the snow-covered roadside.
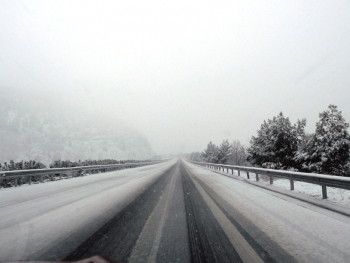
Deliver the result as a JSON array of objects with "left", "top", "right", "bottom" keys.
[
  {"left": 211, "top": 168, "right": 350, "bottom": 207},
  {"left": 184, "top": 161, "right": 350, "bottom": 263},
  {"left": 0, "top": 160, "right": 175, "bottom": 261},
  {"left": 270, "top": 177, "right": 350, "bottom": 206}
]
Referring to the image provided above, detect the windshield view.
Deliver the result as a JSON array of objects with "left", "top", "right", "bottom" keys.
[{"left": 1, "top": 1, "right": 350, "bottom": 262}]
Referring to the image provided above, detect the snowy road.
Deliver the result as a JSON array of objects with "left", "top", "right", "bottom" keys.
[{"left": 1, "top": 159, "right": 350, "bottom": 262}]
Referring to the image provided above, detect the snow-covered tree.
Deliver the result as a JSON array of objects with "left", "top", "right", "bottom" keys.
[
  {"left": 295, "top": 105, "right": 350, "bottom": 176},
  {"left": 189, "top": 152, "right": 203, "bottom": 162},
  {"left": 217, "top": 139, "right": 232, "bottom": 164},
  {"left": 228, "top": 140, "right": 247, "bottom": 165},
  {"left": 247, "top": 112, "right": 306, "bottom": 170},
  {"left": 202, "top": 141, "right": 219, "bottom": 163}
]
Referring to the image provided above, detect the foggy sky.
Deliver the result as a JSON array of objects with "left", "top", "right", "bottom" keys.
[{"left": 1, "top": 0, "right": 350, "bottom": 155}]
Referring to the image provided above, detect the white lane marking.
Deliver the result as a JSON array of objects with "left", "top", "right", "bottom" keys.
[
  {"left": 186, "top": 170, "right": 264, "bottom": 263},
  {"left": 128, "top": 165, "right": 178, "bottom": 263},
  {"left": 147, "top": 167, "right": 177, "bottom": 263}
]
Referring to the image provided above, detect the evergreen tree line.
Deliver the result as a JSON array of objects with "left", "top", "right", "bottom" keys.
[
  {"left": 48, "top": 158, "right": 145, "bottom": 168},
  {"left": 0, "top": 158, "right": 155, "bottom": 188},
  {"left": 0, "top": 160, "right": 46, "bottom": 171},
  {"left": 188, "top": 139, "right": 248, "bottom": 166},
  {"left": 190, "top": 105, "right": 350, "bottom": 176},
  {"left": 0, "top": 158, "right": 150, "bottom": 171}
]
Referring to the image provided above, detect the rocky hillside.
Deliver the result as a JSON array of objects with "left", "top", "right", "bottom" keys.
[{"left": 0, "top": 93, "right": 154, "bottom": 165}]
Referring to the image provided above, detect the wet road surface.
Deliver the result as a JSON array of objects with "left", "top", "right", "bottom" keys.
[{"left": 1, "top": 159, "right": 350, "bottom": 262}]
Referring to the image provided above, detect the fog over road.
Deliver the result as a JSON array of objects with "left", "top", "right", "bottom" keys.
[{"left": 0, "top": 159, "right": 350, "bottom": 262}]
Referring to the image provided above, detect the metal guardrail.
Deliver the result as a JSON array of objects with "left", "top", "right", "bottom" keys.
[
  {"left": 189, "top": 161, "right": 350, "bottom": 199},
  {"left": 0, "top": 161, "right": 164, "bottom": 188}
]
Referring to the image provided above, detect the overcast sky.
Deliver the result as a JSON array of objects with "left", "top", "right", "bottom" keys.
[{"left": 1, "top": 0, "right": 350, "bottom": 154}]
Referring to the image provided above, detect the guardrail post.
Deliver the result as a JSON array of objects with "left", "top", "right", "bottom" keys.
[
  {"left": 269, "top": 175, "right": 273, "bottom": 185},
  {"left": 238, "top": 170, "right": 240, "bottom": 176},
  {"left": 40, "top": 175, "right": 43, "bottom": 183},
  {"left": 15, "top": 177, "right": 18, "bottom": 187},
  {"left": 29, "top": 176, "right": 31, "bottom": 185},
  {"left": 290, "top": 179, "right": 294, "bottom": 190},
  {"left": 231, "top": 169, "right": 234, "bottom": 174},
  {"left": 322, "top": 185, "right": 327, "bottom": 199},
  {"left": 247, "top": 172, "right": 250, "bottom": 179},
  {"left": 255, "top": 173, "right": 259, "bottom": 181}
]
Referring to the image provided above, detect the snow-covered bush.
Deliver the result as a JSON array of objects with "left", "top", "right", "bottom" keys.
[
  {"left": 0, "top": 160, "right": 46, "bottom": 171},
  {"left": 247, "top": 112, "right": 306, "bottom": 170},
  {"left": 261, "top": 162, "right": 280, "bottom": 169},
  {"left": 295, "top": 105, "right": 350, "bottom": 176}
]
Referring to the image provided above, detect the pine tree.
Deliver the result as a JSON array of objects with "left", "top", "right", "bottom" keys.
[
  {"left": 247, "top": 112, "right": 306, "bottom": 170},
  {"left": 295, "top": 105, "right": 350, "bottom": 176},
  {"left": 202, "top": 141, "right": 219, "bottom": 163},
  {"left": 217, "top": 139, "right": 232, "bottom": 164}
]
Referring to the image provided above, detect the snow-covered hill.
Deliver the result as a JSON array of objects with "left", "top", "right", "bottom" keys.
[{"left": 0, "top": 92, "right": 154, "bottom": 165}]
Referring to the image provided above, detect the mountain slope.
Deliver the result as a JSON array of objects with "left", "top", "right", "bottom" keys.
[{"left": 0, "top": 93, "right": 154, "bottom": 164}]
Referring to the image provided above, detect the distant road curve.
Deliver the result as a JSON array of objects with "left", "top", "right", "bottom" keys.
[{"left": 0, "top": 159, "right": 350, "bottom": 263}]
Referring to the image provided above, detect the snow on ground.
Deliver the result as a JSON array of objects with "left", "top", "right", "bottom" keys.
[
  {"left": 0, "top": 159, "right": 176, "bottom": 261},
  {"left": 214, "top": 167, "right": 350, "bottom": 207},
  {"left": 246, "top": 172, "right": 350, "bottom": 207},
  {"left": 185, "top": 161, "right": 350, "bottom": 263},
  {"left": 186, "top": 163, "right": 350, "bottom": 263},
  {"left": 267, "top": 177, "right": 350, "bottom": 206}
]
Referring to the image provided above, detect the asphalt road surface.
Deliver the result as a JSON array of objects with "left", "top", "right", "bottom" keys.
[{"left": 1, "top": 159, "right": 350, "bottom": 262}]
